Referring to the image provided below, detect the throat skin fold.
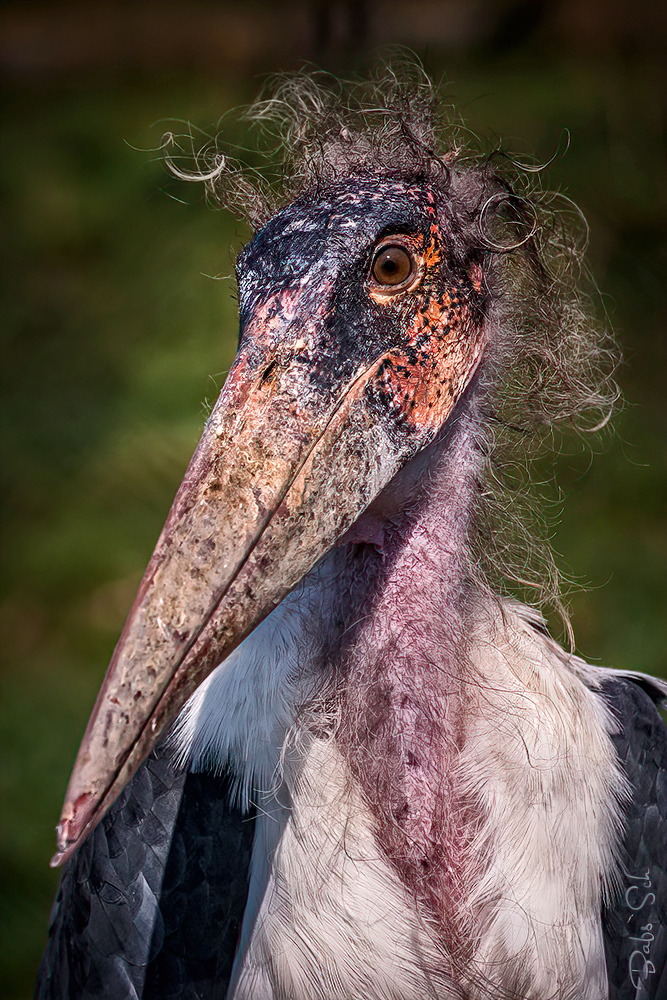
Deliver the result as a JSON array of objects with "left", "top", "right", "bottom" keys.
[{"left": 336, "top": 408, "right": 483, "bottom": 954}]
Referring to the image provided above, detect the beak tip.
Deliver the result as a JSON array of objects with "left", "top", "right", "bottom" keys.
[
  {"left": 51, "top": 796, "right": 94, "bottom": 867},
  {"left": 50, "top": 828, "right": 83, "bottom": 868},
  {"left": 50, "top": 823, "right": 71, "bottom": 867}
]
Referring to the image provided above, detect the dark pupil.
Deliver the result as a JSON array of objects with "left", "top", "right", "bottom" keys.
[{"left": 381, "top": 256, "right": 398, "bottom": 274}]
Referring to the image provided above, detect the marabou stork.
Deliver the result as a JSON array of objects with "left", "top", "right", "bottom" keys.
[{"left": 36, "top": 72, "right": 666, "bottom": 1000}]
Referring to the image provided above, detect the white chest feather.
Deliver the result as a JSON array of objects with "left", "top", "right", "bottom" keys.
[{"left": 173, "top": 583, "right": 625, "bottom": 1000}]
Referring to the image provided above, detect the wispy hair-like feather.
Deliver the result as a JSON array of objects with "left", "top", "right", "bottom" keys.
[{"left": 163, "top": 60, "right": 620, "bottom": 637}]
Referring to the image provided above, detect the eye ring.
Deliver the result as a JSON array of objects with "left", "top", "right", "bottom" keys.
[{"left": 371, "top": 243, "right": 417, "bottom": 290}]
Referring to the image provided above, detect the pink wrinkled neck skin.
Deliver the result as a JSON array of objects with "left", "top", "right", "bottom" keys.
[{"left": 336, "top": 414, "right": 482, "bottom": 955}]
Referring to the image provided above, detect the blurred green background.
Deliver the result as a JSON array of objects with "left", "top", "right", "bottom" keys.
[{"left": 1, "top": 1, "right": 665, "bottom": 996}]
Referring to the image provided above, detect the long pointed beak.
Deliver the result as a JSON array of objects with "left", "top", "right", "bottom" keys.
[{"left": 52, "top": 300, "right": 485, "bottom": 866}]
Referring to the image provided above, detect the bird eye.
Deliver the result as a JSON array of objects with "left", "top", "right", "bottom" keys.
[{"left": 371, "top": 244, "right": 415, "bottom": 289}]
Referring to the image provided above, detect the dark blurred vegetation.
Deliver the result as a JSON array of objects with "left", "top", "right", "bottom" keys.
[{"left": 0, "top": 1, "right": 665, "bottom": 996}]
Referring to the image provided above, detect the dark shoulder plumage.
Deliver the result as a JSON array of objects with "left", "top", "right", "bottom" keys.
[
  {"left": 600, "top": 675, "right": 667, "bottom": 1000},
  {"left": 35, "top": 748, "right": 255, "bottom": 1000}
]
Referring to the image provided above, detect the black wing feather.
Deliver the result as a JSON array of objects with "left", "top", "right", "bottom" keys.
[
  {"left": 602, "top": 677, "right": 667, "bottom": 1000},
  {"left": 35, "top": 749, "right": 255, "bottom": 1000}
]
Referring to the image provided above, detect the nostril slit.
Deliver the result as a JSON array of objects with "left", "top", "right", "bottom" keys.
[{"left": 260, "top": 360, "right": 278, "bottom": 385}]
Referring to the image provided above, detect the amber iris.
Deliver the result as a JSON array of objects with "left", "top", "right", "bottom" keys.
[{"left": 371, "top": 244, "right": 414, "bottom": 288}]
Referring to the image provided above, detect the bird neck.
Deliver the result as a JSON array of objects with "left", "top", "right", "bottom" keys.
[{"left": 336, "top": 411, "right": 482, "bottom": 948}]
